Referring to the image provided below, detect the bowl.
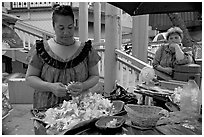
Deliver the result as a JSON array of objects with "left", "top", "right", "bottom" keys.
[
  {"left": 95, "top": 116, "right": 125, "bottom": 131},
  {"left": 124, "top": 104, "right": 163, "bottom": 128},
  {"left": 111, "top": 100, "right": 125, "bottom": 115}
]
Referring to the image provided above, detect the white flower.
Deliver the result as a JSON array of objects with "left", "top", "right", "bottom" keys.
[{"left": 43, "top": 92, "right": 114, "bottom": 133}]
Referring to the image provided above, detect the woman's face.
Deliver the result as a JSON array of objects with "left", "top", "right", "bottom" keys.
[
  {"left": 53, "top": 15, "right": 75, "bottom": 44},
  {"left": 168, "top": 33, "right": 182, "bottom": 44},
  {"left": 168, "top": 33, "right": 182, "bottom": 53}
]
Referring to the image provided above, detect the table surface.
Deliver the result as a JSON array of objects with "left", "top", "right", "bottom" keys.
[
  {"left": 32, "top": 82, "right": 202, "bottom": 135},
  {"left": 33, "top": 110, "right": 202, "bottom": 135},
  {"left": 62, "top": 111, "right": 202, "bottom": 135}
]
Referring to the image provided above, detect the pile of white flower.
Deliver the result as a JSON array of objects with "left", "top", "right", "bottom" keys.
[{"left": 43, "top": 92, "right": 114, "bottom": 132}]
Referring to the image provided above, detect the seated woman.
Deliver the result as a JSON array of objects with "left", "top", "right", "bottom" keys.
[
  {"left": 152, "top": 27, "right": 193, "bottom": 110},
  {"left": 152, "top": 26, "right": 193, "bottom": 77}
]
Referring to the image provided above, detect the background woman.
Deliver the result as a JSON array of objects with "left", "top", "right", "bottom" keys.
[
  {"left": 152, "top": 26, "right": 193, "bottom": 110},
  {"left": 152, "top": 26, "right": 193, "bottom": 76}
]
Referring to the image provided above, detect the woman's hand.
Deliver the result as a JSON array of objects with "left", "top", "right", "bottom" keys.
[
  {"left": 169, "top": 43, "right": 180, "bottom": 48},
  {"left": 156, "top": 65, "right": 173, "bottom": 76},
  {"left": 163, "top": 67, "right": 173, "bottom": 75},
  {"left": 67, "top": 82, "right": 84, "bottom": 96},
  {"left": 49, "top": 82, "right": 67, "bottom": 97},
  {"left": 169, "top": 43, "right": 185, "bottom": 61},
  {"left": 169, "top": 43, "right": 180, "bottom": 52},
  {"left": 169, "top": 43, "right": 183, "bottom": 53}
]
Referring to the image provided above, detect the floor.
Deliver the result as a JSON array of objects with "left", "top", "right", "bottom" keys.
[{"left": 2, "top": 104, "right": 35, "bottom": 135}]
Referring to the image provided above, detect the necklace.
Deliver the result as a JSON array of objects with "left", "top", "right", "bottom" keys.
[{"left": 54, "top": 38, "right": 76, "bottom": 46}]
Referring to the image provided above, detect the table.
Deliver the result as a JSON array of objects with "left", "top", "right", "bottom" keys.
[
  {"left": 32, "top": 81, "right": 201, "bottom": 135},
  {"left": 62, "top": 111, "right": 202, "bottom": 135},
  {"left": 133, "top": 80, "right": 186, "bottom": 111},
  {"left": 32, "top": 110, "right": 202, "bottom": 135}
]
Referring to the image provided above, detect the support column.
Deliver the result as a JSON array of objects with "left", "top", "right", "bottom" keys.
[
  {"left": 104, "top": 3, "right": 121, "bottom": 96},
  {"left": 131, "top": 15, "right": 149, "bottom": 63},
  {"left": 79, "top": 2, "right": 88, "bottom": 43},
  {"left": 93, "top": 2, "right": 101, "bottom": 43},
  {"left": 116, "top": 10, "right": 122, "bottom": 85},
  {"left": 131, "top": 15, "right": 150, "bottom": 105}
]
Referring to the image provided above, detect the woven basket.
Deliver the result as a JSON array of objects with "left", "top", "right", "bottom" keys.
[{"left": 124, "top": 104, "right": 163, "bottom": 128}]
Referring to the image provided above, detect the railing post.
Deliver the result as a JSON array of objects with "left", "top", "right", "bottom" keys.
[
  {"left": 42, "top": 34, "right": 47, "bottom": 41},
  {"left": 22, "top": 31, "right": 26, "bottom": 49},
  {"left": 28, "top": 34, "right": 31, "bottom": 50},
  {"left": 104, "top": 3, "right": 121, "bottom": 96},
  {"left": 11, "top": 50, "right": 16, "bottom": 61}
]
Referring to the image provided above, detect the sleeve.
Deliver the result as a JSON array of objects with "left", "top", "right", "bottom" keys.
[
  {"left": 88, "top": 46, "right": 101, "bottom": 68},
  {"left": 26, "top": 45, "right": 44, "bottom": 70},
  {"left": 152, "top": 46, "right": 163, "bottom": 69},
  {"left": 174, "top": 52, "right": 193, "bottom": 65}
]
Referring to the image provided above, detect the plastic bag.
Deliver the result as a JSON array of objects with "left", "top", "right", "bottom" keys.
[
  {"left": 139, "top": 67, "right": 156, "bottom": 85},
  {"left": 180, "top": 80, "right": 201, "bottom": 116}
]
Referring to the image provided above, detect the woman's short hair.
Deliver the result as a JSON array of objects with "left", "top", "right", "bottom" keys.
[
  {"left": 52, "top": 4, "right": 74, "bottom": 27},
  {"left": 166, "top": 27, "right": 183, "bottom": 40}
]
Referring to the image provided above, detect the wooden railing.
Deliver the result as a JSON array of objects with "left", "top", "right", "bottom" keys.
[
  {"left": 115, "top": 49, "right": 152, "bottom": 90},
  {"left": 92, "top": 41, "right": 154, "bottom": 93},
  {"left": 14, "top": 21, "right": 55, "bottom": 50}
]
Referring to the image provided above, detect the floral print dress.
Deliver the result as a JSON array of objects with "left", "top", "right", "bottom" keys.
[{"left": 27, "top": 39, "right": 101, "bottom": 109}]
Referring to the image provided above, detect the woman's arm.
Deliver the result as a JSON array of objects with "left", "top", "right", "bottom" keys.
[
  {"left": 152, "top": 46, "right": 162, "bottom": 69},
  {"left": 25, "top": 65, "right": 67, "bottom": 97},
  {"left": 156, "top": 65, "right": 173, "bottom": 75},
  {"left": 68, "top": 64, "right": 99, "bottom": 94},
  {"left": 170, "top": 43, "right": 185, "bottom": 61},
  {"left": 26, "top": 65, "right": 51, "bottom": 91},
  {"left": 153, "top": 46, "right": 173, "bottom": 75},
  {"left": 68, "top": 45, "right": 101, "bottom": 95},
  {"left": 83, "top": 64, "right": 99, "bottom": 90},
  {"left": 171, "top": 43, "right": 193, "bottom": 65}
]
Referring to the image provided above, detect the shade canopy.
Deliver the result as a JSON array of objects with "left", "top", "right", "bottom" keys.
[{"left": 108, "top": 2, "right": 202, "bottom": 16}]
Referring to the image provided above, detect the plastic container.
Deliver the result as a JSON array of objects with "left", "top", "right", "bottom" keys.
[
  {"left": 180, "top": 80, "right": 201, "bottom": 116},
  {"left": 8, "top": 78, "right": 34, "bottom": 104}
]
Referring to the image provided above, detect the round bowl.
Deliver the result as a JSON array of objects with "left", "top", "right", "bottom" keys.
[
  {"left": 124, "top": 104, "right": 163, "bottom": 128},
  {"left": 95, "top": 116, "right": 125, "bottom": 131},
  {"left": 111, "top": 100, "right": 125, "bottom": 115}
]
